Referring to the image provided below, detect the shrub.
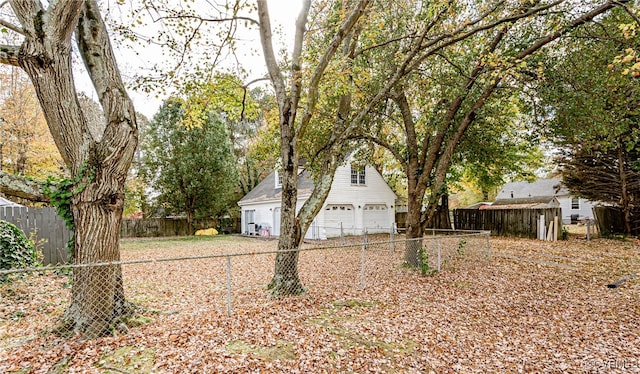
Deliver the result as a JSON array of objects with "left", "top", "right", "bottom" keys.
[{"left": 0, "top": 220, "right": 37, "bottom": 277}]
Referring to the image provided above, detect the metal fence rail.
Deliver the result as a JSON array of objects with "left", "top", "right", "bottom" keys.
[{"left": 0, "top": 231, "right": 490, "bottom": 341}]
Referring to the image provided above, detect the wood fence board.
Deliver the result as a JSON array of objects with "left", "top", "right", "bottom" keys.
[
  {"left": 120, "top": 218, "right": 226, "bottom": 238},
  {"left": 592, "top": 206, "right": 637, "bottom": 236},
  {"left": 454, "top": 207, "right": 561, "bottom": 239},
  {"left": 1, "top": 207, "right": 71, "bottom": 265}
]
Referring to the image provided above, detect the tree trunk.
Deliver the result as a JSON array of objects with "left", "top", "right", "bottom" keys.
[
  {"left": 15, "top": 144, "right": 27, "bottom": 174},
  {"left": 268, "top": 221, "right": 305, "bottom": 296},
  {"left": 186, "top": 209, "right": 194, "bottom": 235},
  {"left": 267, "top": 160, "right": 305, "bottom": 296},
  {"left": 267, "top": 103, "right": 306, "bottom": 296},
  {"left": 63, "top": 185, "right": 132, "bottom": 338},
  {"left": 618, "top": 146, "right": 633, "bottom": 235},
  {"left": 433, "top": 194, "right": 452, "bottom": 230},
  {"left": 6, "top": 0, "right": 138, "bottom": 338},
  {"left": 404, "top": 165, "right": 424, "bottom": 266}
]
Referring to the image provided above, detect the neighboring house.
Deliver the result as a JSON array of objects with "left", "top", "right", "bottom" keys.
[
  {"left": 237, "top": 164, "right": 397, "bottom": 239},
  {"left": 0, "top": 196, "right": 23, "bottom": 208},
  {"left": 495, "top": 179, "right": 596, "bottom": 224}
]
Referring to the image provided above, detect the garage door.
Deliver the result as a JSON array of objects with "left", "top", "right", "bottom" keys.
[
  {"left": 363, "top": 204, "right": 389, "bottom": 233},
  {"left": 324, "top": 204, "right": 355, "bottom": 237}
]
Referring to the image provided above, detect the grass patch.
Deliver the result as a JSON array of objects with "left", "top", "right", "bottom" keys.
[
  {"left": 97, "top": 346, "right": 156, "bottom": 373},
  {"left": 332, "top": 299, "right": 377, "bottom": 309},
  {"left": 309, "top": 299, "right": 416, "bottom": 356},
  {"left": 226, "top": 339, "right": 296, "bottom": 361},
  {"left": 120, "top": 234, "right": 237, "bottom": 251}
]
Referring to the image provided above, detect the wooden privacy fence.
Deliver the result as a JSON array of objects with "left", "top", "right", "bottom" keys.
[
  {"left": 454, "top": 208, "right": 562, "bottom": 239},
  {"left": 593, "top": 206, "right": 639, "bottom": 236},
  {"left": 1, "top": 206, "right": 71, "bottom": 265},
  {"left": 120, "top": 218, "right": 227, "bottom": 238}
]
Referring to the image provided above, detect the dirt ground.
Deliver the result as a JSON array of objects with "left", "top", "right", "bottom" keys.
[{"left": 1, "top": 234, "right": 638, "bottom": 373}]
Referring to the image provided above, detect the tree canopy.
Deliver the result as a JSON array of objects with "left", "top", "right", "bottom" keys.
[
  {"left": 0, "top": 67, "right": 63, "bottom": 179},
  {"left": 537, "top": 8, "right": 640, "bottom": 234},
  {"left": 142, "top": 96, "right": 238, "bottom": 232}
]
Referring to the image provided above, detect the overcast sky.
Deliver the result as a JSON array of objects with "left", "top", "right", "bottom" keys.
[{"left": 75, "top": 0, "right": 303, "bottom": 119}]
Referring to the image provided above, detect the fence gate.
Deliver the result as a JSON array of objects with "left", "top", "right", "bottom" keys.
[{"left": 1, "top": 206, "right": 71, "bottom": 265}]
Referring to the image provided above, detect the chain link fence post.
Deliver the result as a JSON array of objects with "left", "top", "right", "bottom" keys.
[
  {"left": 390, "top": 224, "right": 395, "bottom": 252},
  {"left": 226, "top": 255, "right": 232, "bottom": 315},
  {"left": 437, "top": 237, "right": 441, "bottom": 272},
  {"left": 485, "top": 232, "right": 491, "bottom": 262},
  {"left": 340, "top": 222, "right": 344, "bottom": 246},
  {"left": 360, "top": 238, "right": 366, "bottom": 290},
  {"left": 363, "top": 229, "right": 368, "bottom": 250}
]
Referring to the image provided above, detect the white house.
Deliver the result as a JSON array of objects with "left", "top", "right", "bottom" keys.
[
  {"left": 495, "top": 178, "right": 596, "bottom": 224},
  {"left": 237, "top": 164, "right": 397, "bottom": 239}
]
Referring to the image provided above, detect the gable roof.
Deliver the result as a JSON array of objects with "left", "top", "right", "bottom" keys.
[
  {"left": 496, "top": 178, "right": 568, "bottom": 200},
  {"left": 238, "top": 170, "right": 315, "bottom": 205},
  {"left": 487, "top": 196, "right": 560, "bottom": 209}
]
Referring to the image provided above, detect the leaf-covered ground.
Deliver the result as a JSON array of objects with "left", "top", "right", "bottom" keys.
[{"left": 1, "top": 235, "right": 638, "bottom": 373}]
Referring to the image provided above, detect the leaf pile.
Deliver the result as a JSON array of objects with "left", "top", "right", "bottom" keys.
[{"left": 1, "top": 235, "right": 638, "bottom": 372}]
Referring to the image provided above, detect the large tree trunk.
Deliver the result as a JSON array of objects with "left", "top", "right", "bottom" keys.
[
  {"left": 269, "top": 215, "right": 305, "bottom": 296},
  {"left": 6, "top": 0, "right": 138, "bottom": 338},
  {"left": 267, "top": 99, "right": 305, "bottom": 295},
  {"left": 63, "top": 185, "right": 132, "bottom": 338},
  {"left": 404, "top": 160, "right": 425, "bottom": 267}
]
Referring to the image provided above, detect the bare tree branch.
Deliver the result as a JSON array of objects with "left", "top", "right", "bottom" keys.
[
  {"left": 0, "top": 170, "right": 48, "bottom": 202},
  {"left": 152, "top": 14, "right": 259, "bottom": 26},
  {"left": 614, "top": 0, "right": 640, "bottom": 26},
  {"left": 256, "top": 0, "right": 290, "bottom": 114},
  {"left": 240, "top": 76, "right": 270, "bottom": 120},
  {"left": 0, "top": 44, "right": 20, "bottom": 65},
  {"left": 0, "top": 17, "right": 24, "bottom": 35}
]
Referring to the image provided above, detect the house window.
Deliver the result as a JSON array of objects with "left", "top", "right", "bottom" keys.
[
  {"left": 351, "top": 166, "right": 366, "bottom": 185},
  {"left": 275, "top": 171, "right": 282, "bottom": 189},
  {"left": 571, "top": 197, "right": 580, "bottom": 210}
]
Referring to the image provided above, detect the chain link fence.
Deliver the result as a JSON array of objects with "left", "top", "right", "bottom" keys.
[{"left": 1, "top": 231, "right": 490, "bottom": 341}]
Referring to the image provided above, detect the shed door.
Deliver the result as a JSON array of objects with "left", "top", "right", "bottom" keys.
[
  {"left": 324, "top": 204, "right": 355, "bottom": 237},
  {"left": 244, "top": 209, "right": 255, "bottom": 235},
  {"left": 363, "top": 204, "right": 389, "bottom": 231}
]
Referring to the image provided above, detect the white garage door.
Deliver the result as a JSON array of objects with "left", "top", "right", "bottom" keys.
[
  {"left": 363, "top": 204, "right": 389, "bottom": 232},
  {"left": 324, "top": 204, "right": 355, "bottom": 237}
]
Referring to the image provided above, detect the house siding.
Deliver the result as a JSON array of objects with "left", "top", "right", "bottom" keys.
[
  {"left": 238, "top": 165, "right": 397, "bottom": 239},
  {"left": 557, "top": 196, "right": 596, "bottom": 224},
  {"left": 496, "top": 179, "right": 597, "bottom": 224}
]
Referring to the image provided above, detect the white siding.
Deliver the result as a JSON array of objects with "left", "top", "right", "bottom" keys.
[
  {"left": 240, "top": 202, "right": 279, "bottom": 236},
  {"left": 240, "top": 164, "right": 397, "bottom": 239},
  {"left": 558, "top": 197, "right": 596, "bottom": 224}
]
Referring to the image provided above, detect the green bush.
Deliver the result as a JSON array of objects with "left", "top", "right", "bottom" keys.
[{"left": 0, "top": 220, "right": 37, "bottom": 275}]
